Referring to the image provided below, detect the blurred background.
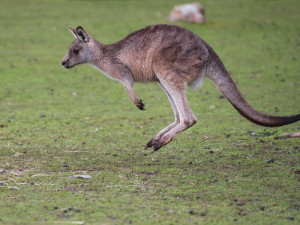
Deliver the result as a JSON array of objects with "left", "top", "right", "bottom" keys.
[
  {"left": 1, "top": 0, "right": 299, "bottom": 107},
  {"left": 1, "top": 0, "right": 299, "bottom": 118},
  {"left": 0, "top": 0, "right": 299, "bottom": 223}
]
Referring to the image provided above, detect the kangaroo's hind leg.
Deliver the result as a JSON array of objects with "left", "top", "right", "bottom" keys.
[
  {"left": 147, "top": 79, "right": 197, "bottom": 152},
  {"left": 145, "top": 83, "right": 180, "bottom": 149}
]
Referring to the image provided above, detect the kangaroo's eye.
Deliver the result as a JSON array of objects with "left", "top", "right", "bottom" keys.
[{"left": 72, "top": 49, "right": 79, "bottom": 54}]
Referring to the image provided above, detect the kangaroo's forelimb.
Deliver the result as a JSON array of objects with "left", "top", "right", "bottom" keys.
[{"left": 122, "top": 78, "right": 145, "bottom": 110}]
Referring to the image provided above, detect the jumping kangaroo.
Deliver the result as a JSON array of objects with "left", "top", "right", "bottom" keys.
[{"left": 61, "top": 25, "right": 300, "bottom": 152}]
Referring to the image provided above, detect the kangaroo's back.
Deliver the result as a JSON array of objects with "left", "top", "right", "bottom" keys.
[{"left": 114, "top": 25, "right": 211, "bottom": 83}]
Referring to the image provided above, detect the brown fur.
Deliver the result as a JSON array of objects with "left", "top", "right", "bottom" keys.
[{"left": 62, "top": 24, "right": 300, "bottom": 151}]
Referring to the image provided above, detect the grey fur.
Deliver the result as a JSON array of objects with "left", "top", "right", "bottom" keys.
[{"left": 62, "top": 24, "right": 300, "bottom": 151}]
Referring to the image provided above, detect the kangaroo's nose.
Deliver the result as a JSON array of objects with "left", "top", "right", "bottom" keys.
[{"left": 61, "top": 61, "right": 66, "bottom": 66}]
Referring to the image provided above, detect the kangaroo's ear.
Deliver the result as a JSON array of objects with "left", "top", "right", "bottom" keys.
[
  {"left": 76, "top": 26, "right": 90, "bottom": 43},
  {"left": 68, "top": 26, "right": 78, "bottom": 39}
]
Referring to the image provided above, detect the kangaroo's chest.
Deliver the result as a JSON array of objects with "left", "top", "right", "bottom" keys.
[{"left": 118, "top": 40, "right": 160, "bottom": 83}]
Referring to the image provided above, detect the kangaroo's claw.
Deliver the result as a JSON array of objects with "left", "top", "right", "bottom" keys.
[{"left": 137, "top": 99, "right": 145, "bottom": 110}]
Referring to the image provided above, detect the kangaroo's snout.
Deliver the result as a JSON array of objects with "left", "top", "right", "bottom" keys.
[{"left": 61, "top": 59, "right": 70, "bottom": 68}]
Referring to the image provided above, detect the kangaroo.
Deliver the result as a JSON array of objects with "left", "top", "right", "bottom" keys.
[{"left": 61, "top": 25, "right": 300, "bottom": 152}]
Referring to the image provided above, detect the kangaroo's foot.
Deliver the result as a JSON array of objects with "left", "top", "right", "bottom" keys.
[{"left": 144, "top": 121, "right": 179, "bottom": 150}]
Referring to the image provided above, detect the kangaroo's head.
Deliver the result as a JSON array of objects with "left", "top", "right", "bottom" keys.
[{"left": 61, "top": 26, "right": 96, "bottom": 69}]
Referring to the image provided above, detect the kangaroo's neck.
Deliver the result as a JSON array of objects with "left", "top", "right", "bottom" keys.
[
  {"left": 89, "top": 40, "right": 110, "bottom": 67},
  {"left": 88, "top": 40, "right": 122, "bottom": 80}
]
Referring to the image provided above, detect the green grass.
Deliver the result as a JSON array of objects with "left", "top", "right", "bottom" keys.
[{"left": 0, "top": 0, "right": 299, "bottom": 224}]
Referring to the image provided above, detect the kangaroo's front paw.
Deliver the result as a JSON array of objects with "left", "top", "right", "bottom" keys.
[{"left": 137, "top": 99, "right": 145, "bottom": 110}]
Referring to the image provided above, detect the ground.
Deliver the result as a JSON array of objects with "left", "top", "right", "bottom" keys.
[{"left": 0, "top": 0, "right": 299, "bottom": 224}]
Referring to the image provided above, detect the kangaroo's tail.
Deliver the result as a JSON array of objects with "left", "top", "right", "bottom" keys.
[{"left": 208, "top": 60, "right": 300, "bottom": 127}]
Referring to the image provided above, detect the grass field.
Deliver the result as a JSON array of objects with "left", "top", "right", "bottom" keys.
[{"left": 0, "top": 0, "right": 299, "bottom": 224}]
